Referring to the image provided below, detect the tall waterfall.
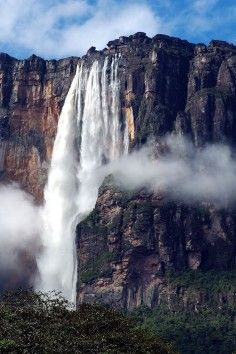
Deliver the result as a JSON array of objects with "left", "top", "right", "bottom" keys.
[{"left": 36, "top": 56, "right": 128, "bottom": 303}]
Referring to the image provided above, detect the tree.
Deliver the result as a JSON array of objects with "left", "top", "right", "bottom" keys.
[{"left": 0, "top": 289, "right": 175, "bottom": 354}]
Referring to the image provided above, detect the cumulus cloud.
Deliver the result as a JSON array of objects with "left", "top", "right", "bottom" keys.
[
  {"left": 153, "top": 0, "right": 235, "bottom": 43},
  {"left": 59, "top": 2, "right": 161, "bottom": 57},
  {"left": 0, "top": 0, "right": 160, "bottom": 58},
  {"left": 96, "top": 136, "right": 236, "bottom": 207},
  {"left": 0, "top": 0, "right": 234, "bottom": 58},
  {"left": 183, "top": 0, "right": 236, "bottom": 39}
]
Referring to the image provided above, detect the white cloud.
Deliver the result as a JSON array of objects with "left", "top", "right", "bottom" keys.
[
  {"left": 58, "top": 3, "right": 161, "bottom": 56},
  {"left": 0, "top": 0, "right": 234, "bottom": 58},
  {"left": 192, "top": 0, "right": 219, "bottom": 13},
  {"left": 0, "top": 0, "right": 160, "bottom": 58},
  {"left": 163, "top": 0, "right": 232, "bottom": 38}
]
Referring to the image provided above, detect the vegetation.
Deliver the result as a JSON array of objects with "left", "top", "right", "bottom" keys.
[
  {"left": 131, "top": 270, "right": 236, "bottom": 354},
  {"left": 132, "top": 304, "right": 236, "bottom": 354},
  {"left": 0, "top": 273, "right": 235, "bottom": 354},
  {"left": 80, "top": 251, "right": 118, "bottom": 284},
  {"left": 0, "top": 289, "right": 174, "bottom": 354},
  {"left": 166, "top": 269, "right": 236, "bottom": 293},
  {"left": 81, "top": 207, "right": 100, "bottom": 228}
]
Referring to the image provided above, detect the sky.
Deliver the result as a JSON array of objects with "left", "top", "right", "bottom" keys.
[{"left": 0, "top": 0, "right": 235, "bottom": 59}]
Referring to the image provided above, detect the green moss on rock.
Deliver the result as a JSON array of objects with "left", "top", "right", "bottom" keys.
[
  {"left": 167, "top": 270, "right": 236, "bottom": 293},
  {"left": 80, "top": 251, "right": 119, "bottom": 284}
]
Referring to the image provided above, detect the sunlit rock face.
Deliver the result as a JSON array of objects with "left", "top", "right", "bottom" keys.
[
  {"left": 0, "top": 53, "right": 78, "bottom": 202},
  {"left": 0, "top": 54, "right": 78, "bottom": 291}
]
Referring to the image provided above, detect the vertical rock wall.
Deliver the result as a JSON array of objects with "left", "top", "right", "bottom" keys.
[{"left": 0, "top": 53, "right": 78, "bottom": 201}]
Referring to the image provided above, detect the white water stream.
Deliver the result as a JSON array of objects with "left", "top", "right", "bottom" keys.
[{"left": 36, "top": 56, "right": 128, "bottom": 303}]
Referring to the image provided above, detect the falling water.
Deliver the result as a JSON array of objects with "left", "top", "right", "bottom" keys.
[
  {"left": 37, "top": 56, "right": 129, "bottom": 304},
  {"left": 36, "top": 68, "right": 79, "bottom": 302}
]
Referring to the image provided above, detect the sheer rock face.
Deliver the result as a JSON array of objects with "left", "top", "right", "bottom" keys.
[
  {"left": 0, "top": 53, "right": 78, "bottom": 201},
  {"left": 76, "top": 179, "right": 236, "bottom": 310},
  {"left": 1, "top": 33, "right": 236, "bottom": 302},
  {"left": 75, "top": 34, "right": 236, "bottom": 310},
  {"left": 1, "top": 34, "right": 236, "bottom": 201},
  {"left": 0, "top": 54, "right": 78, "bottom": 289}
]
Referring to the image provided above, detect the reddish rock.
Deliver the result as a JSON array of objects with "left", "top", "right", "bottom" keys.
[{"left": 0, "top": 54, "right": 78, "bottom": 202}]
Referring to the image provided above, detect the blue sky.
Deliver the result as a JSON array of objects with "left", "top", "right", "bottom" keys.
[{"left": 0, "top": 0, "right": 235, "bottom": 59}]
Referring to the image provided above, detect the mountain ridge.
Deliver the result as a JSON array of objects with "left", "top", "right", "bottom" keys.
[{"left": 1, "top": 31, "right": 236, "bottom": 62}]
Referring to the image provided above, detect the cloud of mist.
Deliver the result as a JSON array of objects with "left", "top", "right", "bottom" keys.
[
  {"left": 93, "top": 135, "right": 236, "bottom": 207},
  {"left": 0, "top": 134, "right": 235, "bottom": 292},
  {"left": 0, "top": 184, "right": 41, "bottom": 275}
]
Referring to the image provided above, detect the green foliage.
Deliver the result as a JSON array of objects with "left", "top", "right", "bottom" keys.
[
  {"left": 134, "top": 305, "right": 236, "bottom": 354},
  {"left": 80, "top": 251, "right": 118, "bottom": 284},
  {"left": 82, "top": 208, "right": 100, "bottom": 227},
  {"left": 167, "top": 270, "right": 236, "bottom": 293},
  {"left": 130, "top": 271, "right": 236, "bottom": 353},
  {"left": 0, "top": 289, "right": 175, "bottom": 354},
  {"left": 0, "top": 339, "right": 16, "bottom": 350}
]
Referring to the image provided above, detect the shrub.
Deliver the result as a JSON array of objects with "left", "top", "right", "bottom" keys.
[{"left": 0, "top": 289, "right": 175, "bottom": 354}]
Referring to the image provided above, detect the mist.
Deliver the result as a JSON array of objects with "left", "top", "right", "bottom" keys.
[
  {"left": 0, "top": 135, "right": 236, "bottom": 291},
  {"left": 0, "top": 184, "right": 41, "bottom": 288},
  {"left": 94, "top": 135, "right": 236, "bottom": 207}
]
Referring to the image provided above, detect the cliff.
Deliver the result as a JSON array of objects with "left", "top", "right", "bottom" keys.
[
  {"left": 75, "top": 33, "right": 236, "bottom": 310},
  {"left": 0, "top": 33, "right": 236, "bottom": 309},
  {"left": 0, "top": 53, "right": 78, "bottom": 201},
  {"left": 77, "top": 177, "right": 236, "bottom": 310},
  {"left": 1, "top": 33, "right": 236, "bottom": 201}
]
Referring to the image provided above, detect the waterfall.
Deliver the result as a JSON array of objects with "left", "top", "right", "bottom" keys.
[
  {"left": 36, "top": 56, "right": 129, "bottom": 304},
  {"left": 36, "top": 68, "right": 79, "bottom": 302}
]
